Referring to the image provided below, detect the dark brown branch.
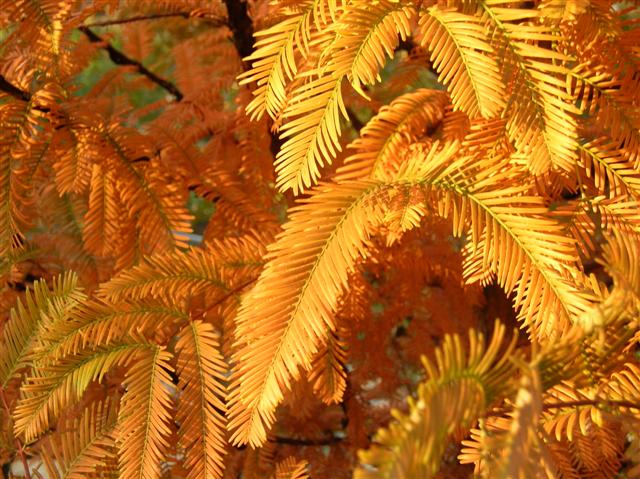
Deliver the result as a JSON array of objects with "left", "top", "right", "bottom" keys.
[
  {"left": 222, "top": 0, "right": 255, "bottom": 60},
  {"left": 273, "top": 435, "right": 344, "bottom": 446},
  {"left": 0, "top": 75, "right": 52, "bottom": 113},
  {"left": 346, "top": 108, "right": 364, "bottom": 132},
  {"left": 85, "top": 12, "right": 226, "bottom": 28},
  {"left": 0, "top": 75, "right": 31, "bottom": 102},
  {"left": 83, "top": 12, "right": 191, "bottom": 27},
  {"left": 78, "top": 26, "right": 184, "bottom": 101},
  {"left": 221, "top": 0, "right": 283, "bottom": 158},
  {"left": 396, "top": 38, "right": 417, "bottom": 53},
  {"left": 0, "top": 389, "right": 31, "bottom": 479}
]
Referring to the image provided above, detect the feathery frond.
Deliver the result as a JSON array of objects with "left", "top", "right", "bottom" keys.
[
  {"left": 337, "top": 89, "right": 447, "bottom": 181},
  {"left": 354, "top": 322, "right": 518, "bottom": 478},
  {"left": 175, "top": 321, "right": 228, "bottom": 479},
  {"left": 13, "top": 343, "right": 148, "bottom": 442},
  {"left": 308, "top": 326, "right": 348, "bottom": 404},
  {"left": 116, "top": 347, "right": 174, "bottom": 479},
  {"left": 239, "top": 2, "right": 316, "bottom": 120},
  {"left": 0, "top": 272, "right": 84, "bottom": 388},
  {"left": 476, "top": 1, "right": 578, "bottom": 173},
  {"left": 101, "top": 236, "right": 264, "bottom": 303},
  {"left": 399, "top": 141, "right": 594, "bottom": 337},
  {"left": 229, "top": 180, "right": 389, "bottom": 446},
  {"left": 274, "top": 0, "right": 415, "bottom": 193},
  {"left": 40, "top": 400, "right": 118, "bottom": 479},
  {"left": 419, "top": 7, "right": 505, "bottom": 119},
  {"left": 274, "top": 457, "right": 309, "bottom": 479}
]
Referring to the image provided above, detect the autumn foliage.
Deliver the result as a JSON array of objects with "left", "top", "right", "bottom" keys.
[{"left": 0, "top": 0, "right": 640, "bottom": 478}]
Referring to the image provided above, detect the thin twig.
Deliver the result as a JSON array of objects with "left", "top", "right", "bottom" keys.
[
  {"left": 0, "top": 389, "right": 31, "bottom": 479},
  {"left": 209, "top": 276, "right": 259, "bottom": 310},
  {"left": 273, "top": 435, "right": 344, "bottom": 446},
  {"left": 84, "top": 12, "right": 191, "bottom": 27},
  {"left": 78, "top": 26, "right": 184, "bottom": 101},
  {"left": 85, "top": 12, "right": 226, "bottom": 28}
]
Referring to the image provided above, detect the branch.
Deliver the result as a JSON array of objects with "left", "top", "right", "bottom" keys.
[
  {"left": 273, "top": 435, "right": 344, "bottom": 446},
  {"left": 221, "top": 0, "right": 255, "bottom": 60},
  {"left": 83, "top": 12, "right": 191, "bottom": 27},
  {"left": 0, "top": 75, "right": 31, "bottom": 102},
  {"left": 1, "top": 26, "right": 186, "bottom": 107},
  {"left": 221, "top": 0, "right": 283, "bottom": 159},
  {"left": 346, "top": 108, "right": 364, "bottom": 132},
  {"left": 84, "top": 12, "right": 226, "bottom": 28},
  {"left": 78, "top": 26, "right": 184, "bottom": 101}
]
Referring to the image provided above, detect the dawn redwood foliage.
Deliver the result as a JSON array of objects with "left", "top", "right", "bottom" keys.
[{"left": 0, "top": 0, "right": 639, "bottom": 478}]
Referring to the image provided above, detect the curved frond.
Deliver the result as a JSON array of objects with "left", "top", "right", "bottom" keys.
[
  {"left": 601, "top": 230, "right": 640, "bottom": 308},
  {"left": 569, "top": 63, "right": 640, "bottom": 165},
  {"left": 275, "top": 0, "right": 415, "bottom": 193},
  {"left": 354, "top": 322, "right": 518, "bottom": 478},
  {"left": 100, "top": 236, "right": 264, "bottom": 303},
  {"left": 604, "top": 363, "right": 640, "bottom": 413},
  {"left": 332, "top": 0, "right": 415, "bottom": 96},
  {"left": 274, "top": 457, "right": 309, "bottom": 479},
  {"left": 0, "top": 94, "right": 51, "bottom": 257},
  {"left": 239, "top": 2, "right": 316, "bottom": 120},
  {"left": 175, "top": 321, "right": 228, "bottom": 479},
  {"left": 99, "top": 123, "right": 193, "bottom": 253},
  {"left": 577, "top": 137, "right": 640, "bottom": 199},
  {"left": 228, "top": 180, "right": 389, "bottom": 446},
  {"left": 274, "top": 64, "right": 348, "bottom": 194},
  {"left": 400, "top": 142, "right": 595, "bottom": 337},
  {"left": 477, "top": 2, "right": 578, "bottom": 173},
  {"left": 419, "top": 7, "right": 505, "bottom": 119},
  {"left": 36, "top": 299, "right": 189, "bottom": 362},
  {"left": 308, "top": 326, "right": 348, "bottom": 404},
  {"left": 336, "top": 89, "right": 447, "bottom": 181},
  {"left": 542, "top": 383, "right": 603, "bottom": 441},
  {"left": 13, "top": 343, "right": 147, "bottom": 442}
]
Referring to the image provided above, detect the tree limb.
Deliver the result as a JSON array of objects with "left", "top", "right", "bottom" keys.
[
  {"left": 84, "top": 12, "right": 226, "bottom": 28},
  {"left": 221, "top": 0, "right": 255, "bottom": 60},
  {"left": 84, "top": 12, "right": 191, "bottom": 27},
  {"left": 78, "top": 26, "right": 184, "bottom": 101},
  {"left": 273, "top": 435, "right": 344, "bottom": 446},
  {"left": 0, "top": 75, "right": 31, "bottom": 102}
]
